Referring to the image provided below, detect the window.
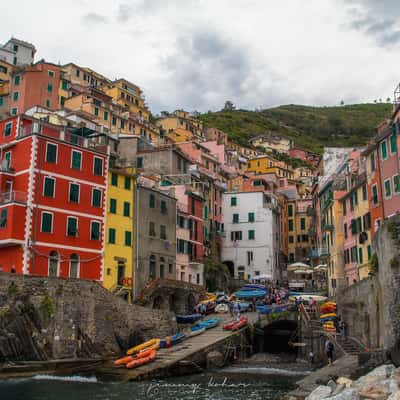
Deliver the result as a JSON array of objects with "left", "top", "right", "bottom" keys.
[
  {"left": 344, "top": 223, "right": 347, "bottom": 239},
  {"left": 124, "top": 177, "right": 131, "bottom": 190},
  {"left": 248, "top": 212, "right": 255, "bottom": 222},
  {"left": 362, "top": 184, "right": 367, "bottom": 201},
  {"left": 342, "top": 201, "right": 346, "bottom": 216},
  {"left": 109, "top": 198, "right": 117, "bottom": 213},
  {"left": 160, "top": 200, "right": 167, "bottom": 214},
  {"left": 112, "top": 116, "right": 117, "bottom": 126},
  {"left": 14, "top": 75, "right": 20, "bottom": 85},
  {"left": 357, "top": 217, "right": 362, "bottom": 233},
  {"left": 367, "top": 245, "right": 372, "bottom": 261},
  {"left": 43, "top": 177, "right": 55, "bottom": 197},
  {"left": 381, "top": 140, "right": 388, "bottom": 160},
  {"left": 149, "top": 221, "right": 156, "bottom": 237},
  {"left": 90, "top": 221, "right": 100, "bottom": 240},
  {"left": 390, "top": 133, "right": 397, "bottom": 154},
  {"left": 230, "top": 231, "right": 242, "bottom": 241},
  {"left": 288, "top": 219, "right": 294, "bottom": 231},
  {"left": 11, "top": 108, "right": 17, "bottom": 115},
  {"left": 372, "top": 184, "right": 378, "bottom": 205},
  {"left": 66, "top": 217, "right": 78, "bottom": 237},
  {"left": 384, "top": 179, "right": 392, "bottom": 198},
  {"left": 160, "top": 225, "right": 167, "bottom": 240},
  {"left": 13, "top": 92, "right": 18, "bottom": 101},
  {"left": 60, "top": 96, "right": 65, "bottom": 106},
  {"left": 92, "top": 188, "right": 102, "bottom": 207},
  {"left": 93, "top": 157, "right": 103, "bottom": 176},
  {"left": 48, "top": 70, "right": 54, "bottom": 77},
  {"left": 123, "top": 201, "right": 130, "bottom": 217},
  {"left": 94, "top": 107, "right": 99, "bottom": 116},
  {"left": 300, "top": 218, "right": 306, "bottom": 230},
  {"left": 45, "top": 99, "right": 51, "bottom": 108},
  {"left": 69, "top": 183, "right": 80, "bottom": 203},
  {"left": 47, "top": 83, "right": 53, "bottom": 93},
  {"left": 108, "top": 228, "right": 116, "bottom": 244},
  {"left": 363, "top": 212, "right": 371, "bottom": 230},
  {"left": 231, "top": 197, "right": 237, "bottom": 206},
  {"left": 61, "top": 80, "right": 68, "bottom": 90},
  {"left": 247, "top": 251, "right": 253, "bottom": 266},
  {"left": 69, "top": 254, "right": 79, "bottom": 278},
  {"left": 124, "top": 231, "right": 132, "bottom": 246},
  {"left": 0, "top": 97, "right": 3, "bottom": 107},
  {"left": 46, "top": 143, "right": 57, "bottom": 163},
  {"left": 149, "top": 193, "right": 155, "bottom": 208},
  {"left": 358, "top": 248, "right": 363, "bottom": 264},
  {"left": 111, "top": 173, "right": 118, "bottom": 186},
  {"left": 233, "top": 213, "right": 239, "bottom": 223},
  {"left": 41, "top": 212, "right": 53, "bottom": 233},
  {"left": 0, "top": 208, "right": 7, "bottom": 228},
  {"left": 393, "top": 175, "right": 400, "bottom": 194},
  {"left": 48, "top": 251, "right": 59, "bottom": 277},
  {"left": 354, "top": 190, "right": 358, "bottom": 206},
  {"left": 248, "top": 230, "right": 255, "bottom": 240},
  {"left": 3, "top": 122, "right": 11, "bottom": 137},
  {"left": 351, "top": 219, "right": 357, "bottom": 235},
  {"left": 104, "top": 111, "right": 108, "bottom": 121},
  {"left": 137, "top": 157, "right": 143, "bottom": 168},
  {"left": 71, "top": 150, "right": 82, "bottom": 170},
  {"left": 371, "top": 152, "right": 376, "bottom": 172}
]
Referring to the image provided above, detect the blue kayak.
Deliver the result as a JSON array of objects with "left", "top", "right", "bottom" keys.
[
  {"left": 242, "top": 284, "right": 267, "bottom": 291},
  {"left": 160, "top": 332, "right": 186, "bottom": 348},
  {"left": 176, "top": 314, "right": 202, "bottom": 324},
  {"left": 257, "top": 304, "right": 288, "bottom": 314},
  {"left": 196, "top": 318, "right": 221, "bottom": 329},
  {"left": 234, "top": 289, "right": 266, "bottom": 299}
]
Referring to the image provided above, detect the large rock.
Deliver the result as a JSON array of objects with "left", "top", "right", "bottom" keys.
[
  {"left": 305, "top": 385, "right": 332, "bottom": 400},
  {"left": 337, "top": 377, "right": 353, "bottom": 388},
  {"left": 326, "top": 388, "right": 360, "bottom": 400},
  {"left": 356, "top": 364, "right": 395, "bottom": 386},
  {"left": 388, "top": 392, "right": 400, "bottom": 400}
]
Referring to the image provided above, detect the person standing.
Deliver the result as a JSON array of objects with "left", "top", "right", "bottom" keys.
[
  {"left": 340, "top": 321, "right": 347, "bottom": 338},
  {"left": 325, "top": 339, "right": 334, "bottom": 365}
]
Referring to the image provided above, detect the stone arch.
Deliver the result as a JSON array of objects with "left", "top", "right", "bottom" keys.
[
  {"left": 262, "top": 320, "right": 298, "bottom": 353},
  {"left": 152, "top": 295, "right": 164, "bottom": 310}
]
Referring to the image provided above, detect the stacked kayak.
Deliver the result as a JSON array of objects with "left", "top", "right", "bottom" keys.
[
  {"left": 320, "top": 301, "right": 338, "bottom": 332},
  {"left": 126, "top": 338, "right": 160, "bottom": 355},
  {"left": 322, "top": 321, "right": 336, "bottom": 333},
  {"left": 320, "top": 301, "right": 337, "bottom": 314},
  {"left": 196, "top": 318, "right": 221, "bottom": 330},
  {"left": 176, "top": 314, "right": 202, "bottom": 324},
  {"left": 115, "top": 348, "right": 157, "bottom": 369},
  {"left": 223, "top": 317, "right": 248, "bottom": 331}
]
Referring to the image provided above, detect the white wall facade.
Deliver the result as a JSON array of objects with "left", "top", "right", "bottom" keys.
[{"left": 221, "top": 191, "right": 280, "bottom": 281}]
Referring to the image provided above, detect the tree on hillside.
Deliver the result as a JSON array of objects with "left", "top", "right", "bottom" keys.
[{"left": 223, "top": 101, "right": 235, "bottom": 111}]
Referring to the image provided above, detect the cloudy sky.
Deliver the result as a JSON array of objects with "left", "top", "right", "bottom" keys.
[{"left": 2, "top": 0, "right": 400, "bottom": 113}]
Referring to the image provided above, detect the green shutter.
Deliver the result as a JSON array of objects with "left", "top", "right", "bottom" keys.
[
  {"left": 4, "top": 123, "right": 11, "bottom": 137},
  {"left": 385, "top": 179, "right": 392, "bottom": 197},
  {"left": 0, "top": 97, "right": 3, "bottom": 106},
  {"left": 47, "top": 83, "right": 53, "bottom": 93},
  {"left": 94, "top": 107, "right": 99, "bottom": 116},
  {"left": 288, "top": 219, "right": 294, "bottom": 231},
  {"left": 14, "top": 75, "right": 20, "bottom": 85},
  {"left": 359, "top": 248, "right": 363, "bottom": 264},
  {"left": 91, "top": 222, "right": 100, "bottom": 240},
  {"left": 124, "top": 177, "right": 131, "bottom": 190},
  {"left": 71, "top": 151, "right": 81, "bottom": 170},
  {"left": 394, "top": 175, "right": 400, "bottom": 193},
  {"left": 92, "top": 189, "right": 101, "bottom": 207},
  {"left": 367, "top": 245, "right": 371, "bottom": 261},
  {"left": 161, "top": 200, "right": 167, "bottom": 214},
  {"left": 137, "top": 157, "right": 143, "bottom": 168},
  {"left": 231, "top": 197, "right": 237, "bottom": 206},
  {"left": 390, "top": 133, "right": 397, "bottom": 154},
  {"left": 372, "top": 185, "right": 378, "bottom": 204},
  {"left": 111, "top": 173, "right": 118, "bottom": 186},
  {"left": 110, "top": 198, "right": 117, "bottom": 213},
  {"left": 233, "top": 213, "right": 239, "bottom": 223},
  {"left": 108, "top": 228, "right": 116, "bottom": 244},
  {"left": 301, "top": 218, "right": 306, "bottom": 230},
  {"left": 41, "top": 213, "right": 53, "bottom": 233},
  {"left": 94, "top": 157, "right": 103, "bottom": 175},
  {"left": 248, "top": 230, "right": 255, "bottom": 240},
  {"left": 124, "top": 231, "right": 132, "bottom": 246},
  {"left": 123, "top": 202, "right": 130, "bottom": 217},
  {"left": 149, "top": 194, "right": 155, "bottom": 208},
  {"left": 362, "top": 184, "right": 367, "bottom": 201},
  {"left": 69, "top": 184, "right": 79, "bottom": 202},
  {"left": 104, "top": 111, "right": 108, "bottom": 121},
  {"left": 61, "top": 80, "right": 68, "bottom": 90},
  {"left": 248, "top": 212, "right": 255, "bottom": 222},
  {"left": 43, "top": 177, "right": 55, "bottom": 197},
  {"left": 67, "top": 217, "right": 77, "bottom": 236},
  {"left": 13, "top": 92, "right": 18, "bottom": 101},
  {"left": 46, "top": 143, "right": 57, "bottom": 163},
  {"left": 381, "top": 140, "right": 388, "bottom": 159},
  {"left": 0, "top": 208, "right": 7, "bottom": 228},
  {"left": 11, "top": 108, "right": 17, "bottom": 115}
]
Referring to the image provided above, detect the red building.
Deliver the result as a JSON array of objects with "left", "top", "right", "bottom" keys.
[
  {"left": 8, "top": 61, "right": 61, "bottom": 116},
  {"left": 0, "top": 115, "right": 108, "bottom": 279},
  {"left": 187, "top": 192, "right": 204, "bottom": 263}
]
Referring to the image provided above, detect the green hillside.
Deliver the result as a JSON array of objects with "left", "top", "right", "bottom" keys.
[{"left": 199, "top": 103, "right": 392, "bottom": 154}]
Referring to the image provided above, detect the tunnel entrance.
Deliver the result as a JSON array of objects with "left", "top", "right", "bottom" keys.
[{"left": 254, "top": 320, "right": 298, "bottom": 354}]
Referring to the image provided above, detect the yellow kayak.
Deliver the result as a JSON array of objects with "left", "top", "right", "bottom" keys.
[
  {"left": 200, "top": 293, "right": 217, "bottom": 304},
  {"left": 126, "top": 339, "right": 160, "bottom": 355},
  {"left": 320, "top": 313, "right": 337, "bottom": 319}
]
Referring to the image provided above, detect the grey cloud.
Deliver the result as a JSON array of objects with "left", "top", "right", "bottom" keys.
[
  {"left": 82, "top": 12, "right": 108, "bottom": 24},
  {"left": 345, "top": 0, "right": 400, "bottom": 46}
]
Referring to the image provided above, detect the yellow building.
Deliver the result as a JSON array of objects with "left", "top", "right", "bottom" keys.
[
  {"left": 247, "top": 155, "right": 294, "bottom": 179},
  {"left": 103, "top": 167, "right": 136, "bottom": 296},
  {"left": 157, "top": 110, "right": 203, "bottom": 141},
  {"left": 0, "top": 59, "right": 14, "bottom": 117}
]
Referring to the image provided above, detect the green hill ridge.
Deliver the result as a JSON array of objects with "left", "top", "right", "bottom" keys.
[{"left": 199, "top": 103, "right": 392, "bottom": 154}]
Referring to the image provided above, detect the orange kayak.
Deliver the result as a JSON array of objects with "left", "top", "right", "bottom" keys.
[
  {"left": 115, "top": 348, "right": 156, "bottom": 367},
  {"left": 114, "top": 355, "right": 134, "bottom": 366},
  {"left": 126, "top": 349, "right": 157, "bottom": 369}
]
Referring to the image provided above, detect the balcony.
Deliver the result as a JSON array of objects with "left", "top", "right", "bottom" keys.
[
  {"left": 309, "top": 246, "right": 330, "bottom": 258},
  {"left": 323, "top": 224, "right": 334, "bottom": 232},
  {"left": 0, "top": 191, "right": 26, "bottom": 205},
  {"left": 320, "top": 246, "right": 330, "bottom": 257},
  {"left": 309, "top": 249, "right": 319, "bottom": 259}
]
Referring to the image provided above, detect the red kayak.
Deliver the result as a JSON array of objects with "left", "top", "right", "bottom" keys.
[{"left": 223, "top": 317, "right": 248, "bottom": 331}]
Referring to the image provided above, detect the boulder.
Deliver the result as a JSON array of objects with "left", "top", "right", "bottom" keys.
[
  {"left": 305, "top": 385, "right": 332, "bottom": 400},
  {"left": 326, "top": 388, "right": 360, "bottom": 400},
  {"left": 206, "top": 351, "right": 224, "bottom": 368},
  {"left": 388, "top": 392, "right": 400, "bottom": 400},
  {"left": 337, "top": 377, "right": 353, "bottom": 388}
]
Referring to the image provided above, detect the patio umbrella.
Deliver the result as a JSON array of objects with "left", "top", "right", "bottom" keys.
[
  {"left": 288, "top": 262, "right": 311, "bottom": 271},
  {"left": 293, "top": 269, "right": 313, "bottom": 274}
]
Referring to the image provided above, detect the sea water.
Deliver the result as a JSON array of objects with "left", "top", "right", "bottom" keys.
[{"left": 0, "top": 367, "right": 304, "bottom": 400}]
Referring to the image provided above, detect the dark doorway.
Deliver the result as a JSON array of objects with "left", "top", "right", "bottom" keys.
[
  {"left": 262, "top": 320, "right": 298, "bottom": 353},
  {"left": 223, "top": 261, "right": 235, "bottom": 277}
]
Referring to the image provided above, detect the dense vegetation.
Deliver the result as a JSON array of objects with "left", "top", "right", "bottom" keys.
[{"left": 199, "top": 103, "right": 392, "bottom": 154}]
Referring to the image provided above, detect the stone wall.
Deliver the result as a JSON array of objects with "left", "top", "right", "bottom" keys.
[
  {"left": 337, "top": 214, "right": 400, "bottom": 350},
  {"left": 0, "top": 273, "right": 176, "bottom": 362}
]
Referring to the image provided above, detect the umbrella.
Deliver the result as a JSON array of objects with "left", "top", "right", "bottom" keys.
[
  {"left": 294, "top": 269, "right": 313, "bottom": 274},
  {"left": 288, "top": 262, "right": 311, "bottom": 271},
  {"left": 314, "top": 264, "right": 328, "bottom": 271}
]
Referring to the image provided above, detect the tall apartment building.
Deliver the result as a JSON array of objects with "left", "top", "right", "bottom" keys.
[
  {"left": 0, "top": 38, "right": 36, "bottom": 66},
  {"left": 0, "top": 115, "right": 109, "bottom": 279}
]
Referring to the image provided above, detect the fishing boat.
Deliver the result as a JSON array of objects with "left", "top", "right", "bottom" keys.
[
  {"left": 196, "top": 318, "right": 221, "bottom": 330},
  {"left": 126, "top": 349, "right": 157, "bottom": 369},
  {"left": 223, "top": 316, "right": 248, "bottom": 331},
  {"left": 234, "top": 289, "right": 266, "bottom": 299},
  {"left": 126, "top": 338, "right": 160, "bottom": 355},
  {"left": 176, "top": 314, "right": 203, "bottom": 324}
]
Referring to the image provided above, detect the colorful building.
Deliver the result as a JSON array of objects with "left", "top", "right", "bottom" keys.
[{"left": 0, "top": 115, "right": 109, "bottom": 279}]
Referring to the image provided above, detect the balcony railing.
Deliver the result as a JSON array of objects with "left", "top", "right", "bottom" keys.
[
  {"left": 0, "top": 191, "right": 27, "bottom": 205},
  {"left": 309, "top": 246, "right": 330, "bottom": 258}
]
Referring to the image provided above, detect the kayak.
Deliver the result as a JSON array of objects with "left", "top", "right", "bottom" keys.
[
  {"left": 238, "top": 302, "right": 250, "bottom": 311},
  {"left": 215, "top": 304, "right": 229, "bottom": 313},
  {"left": 126, "top": 338, "right": 160, "bottom": 355},
  {"left": 126, "top": 349, "right": 157, "bottom": 369},
  {"left": 196, "top": 318, "right": 221, "bottom": 330},
  {"left": 176, "top": 314, "right": 203, "bottom": 324},
  {"left": 242, "top": 284, "right": 267, "bottom": 291},
  {"left": 223, "top": 317, "right": 248, "bottom": 331},
  {"left": 234, "top": 290, "right": 266, "bottom": 299},
  {"left": 320, "top": 316, "right": 337, "bottom": 323},
  {"left": 115, "top": 348, "right": 155, "bottom": 367},
  {"left": 187, "top": 326, "right": 206, "bottom": 338},
  {"left": 200, "top": 293, "right": 217, "bottom": 304},
  {"left": 257, "top": 304, "right": 288, "bottom": 314},
  {"left": 320, "top": 313, "right": 337, "bottom": 319},
  {"left": 160, "top": 332, "right": 186, "bottom": 348}
]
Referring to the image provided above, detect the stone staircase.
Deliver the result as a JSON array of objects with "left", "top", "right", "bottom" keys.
[{"left": 335, "top": 335, "right": 365, "bottom": 355}]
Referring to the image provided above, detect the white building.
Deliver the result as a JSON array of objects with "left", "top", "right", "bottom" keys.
[
  {"left": 221, "top": 191, "right": 280, "bottom": 281},
  {"left": 0, "top": 38, "right": 36, "bottom": 66}
]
